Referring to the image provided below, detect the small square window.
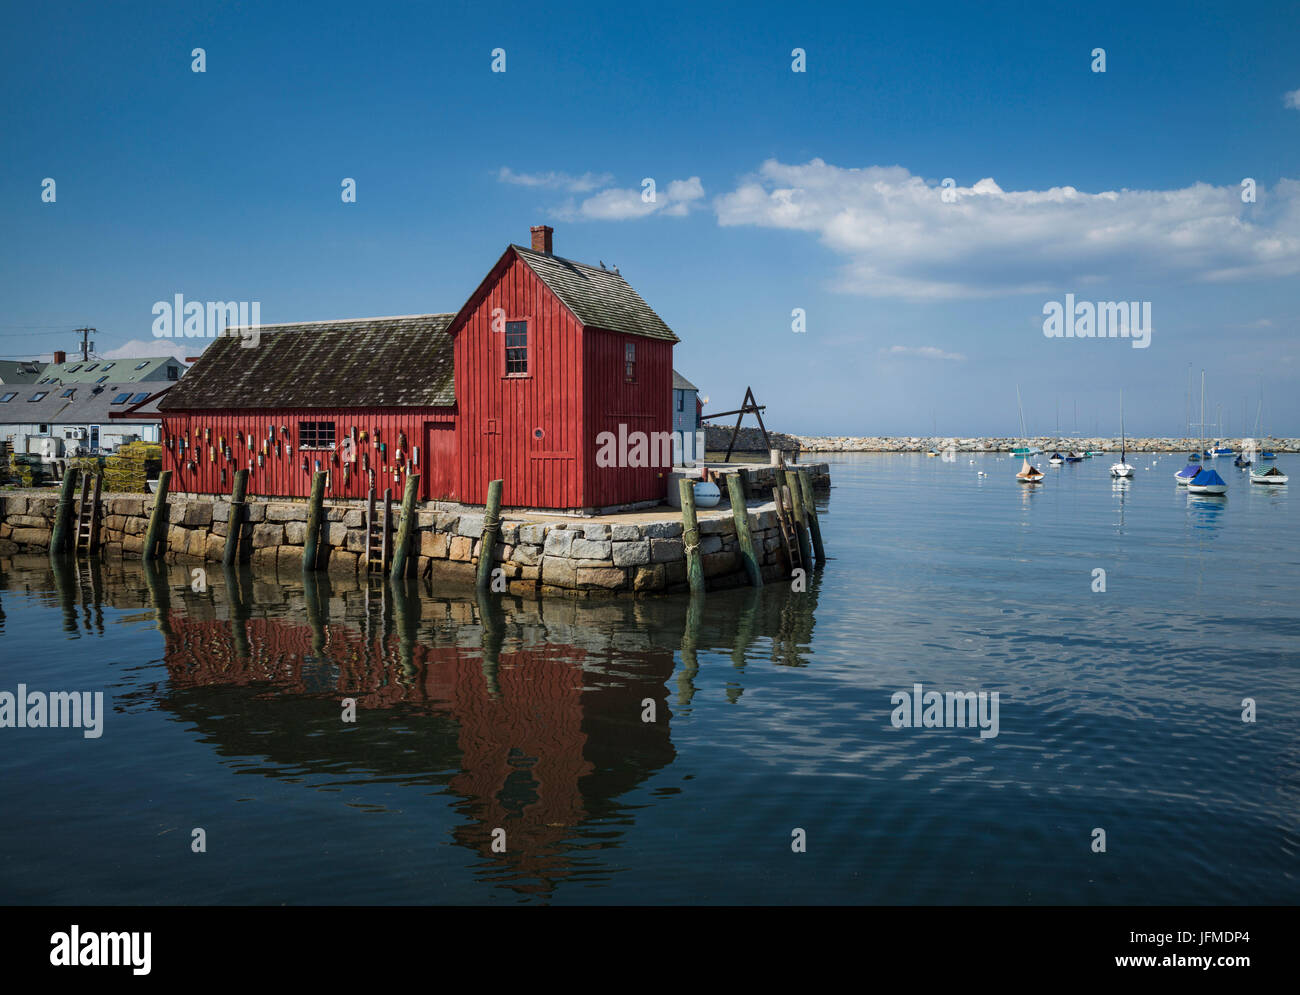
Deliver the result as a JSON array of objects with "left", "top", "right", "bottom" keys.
[
  {"left": 86, "top": 363, "right": 98, "bottom": 372},
  {"left": 130, "top": 392, "right": 149, "bottom": 404},
  {"left": 167, "top": 366, "right": 179, "bottom": 380},
  {"left": 135, "top": 361, "right": 149, "bottom": 370},
  {"left": 102, "top": 362, "right": 115, "bottom": 370},
  {"left": 61, "top": 388, "right": 75, "bottom": 397},
  {"left": 112, "top": 392, "right": 131, "bottom": 404},
  {"left": 0, "top": 392, "right": 17, "bottom": 403},
  {"left": 67, "top": 365, "right": 82, "bottom": 373},
  {"left": 677, "top": 392, "right": 684, "bottom": 412},
  {"left": 30, "top": 391, "right": 48, "bottom": 401},
  {"left": 96, "top": 375, "right": 109, "bottom": 383},
  {"left": 299, "top": 421, "right": 336, "bottom": 449},
  {"left": 624, "top": 342, "right": 636, "bottom": 383}
]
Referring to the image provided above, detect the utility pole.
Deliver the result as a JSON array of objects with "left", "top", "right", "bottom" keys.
[{"left": 73, "top": 326, "right": 96, "bottom": 362}]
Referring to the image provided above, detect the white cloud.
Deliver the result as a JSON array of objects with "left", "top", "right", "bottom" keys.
[
  {"left": 497, "top": 167, "right": 614, "bottom": 193},
  {"left": 883, "top": 345, "right": 966, "bottom": 361},
  {"left": 555, "top": 176, "right": 706, "bottom": 221},
  {"left": 1285, "top": 89, "right": 1300, "bottom": 110},
  {"left": 101, "top": 339, "right": 198, "bottom": 364},
  {"left": 497, "top": 168, "right": 705, "bottom": 220},
  {"left": 713, "top": 159, "right": 1300, "bottom": 299}
]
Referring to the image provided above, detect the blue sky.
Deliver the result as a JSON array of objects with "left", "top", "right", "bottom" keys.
[{"left": 2, "top": 0, "right": 1298, "bottom": 437}]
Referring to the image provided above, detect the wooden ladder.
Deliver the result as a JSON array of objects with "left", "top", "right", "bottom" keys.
[
  {"left": 365, "top": 484, "right": 393, "bottom": 574},
  {"left": 772, "top": 481, "right": 802, "bottom": 572},
  {"left": 73, "top": 470, "right": 103, "bottom": 557}
]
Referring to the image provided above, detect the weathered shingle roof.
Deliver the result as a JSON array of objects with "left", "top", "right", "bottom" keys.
[
  {"left": 0, "top": 382, "right": 169, "bottom": 426},
  {"left": 672, "top": 369, "right": 698, "bottom": 391},
  {"left": 158, "top": 315, "right": 456, "bottom": 411},
  {"left": 512, "top": 245, "right": 680, "bottom": 343}
]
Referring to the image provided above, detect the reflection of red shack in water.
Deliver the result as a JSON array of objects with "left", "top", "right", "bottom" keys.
[{"left": 159, "top": 603, "right": 676, "bottom": 895}]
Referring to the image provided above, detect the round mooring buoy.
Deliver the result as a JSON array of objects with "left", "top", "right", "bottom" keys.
[{"left": 693, "top": 480, "right": 722, "bottom": 508}]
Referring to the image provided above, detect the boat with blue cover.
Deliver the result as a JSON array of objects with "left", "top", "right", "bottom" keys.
[{"left": 1187, "top": 467, "right": 1228, "bottom": 495}]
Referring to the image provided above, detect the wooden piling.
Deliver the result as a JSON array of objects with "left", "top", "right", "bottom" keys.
[
  {"left": 49, "top": 470, "right": 78, "bottom": 559},
  {"left": 797, "top": 469, "right": 826, "bottom": 563},
  {"left": 142, "top": 470, "right": 171, "bottom": 563},
  {"left": 783, "top": 469, "right": 813, "bottom": 568},
  {"left": 303, "top": 471, "right": 327, "bottom": 572},
  {"left": 476, "top": 479, "right": 503, "bottom": 591},
  {"left": 679, "top": 477, "right": 705, "bottom": 595},
  {"left": 223, "top": 469, "right": 248, "bottom": 566},
  {"left": 389, "top": 472, "right": 421, "bottom": 579},
  {"left": 726, "top": 472, "right": 762, "bottom": 587}
]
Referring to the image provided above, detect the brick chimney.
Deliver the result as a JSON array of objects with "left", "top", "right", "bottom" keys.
[
  {"left": 53, "top": 350, "right": 66, "bottom": 365},
  {"left": 530, "top": 224, "right": 553, "bottom": 254}
]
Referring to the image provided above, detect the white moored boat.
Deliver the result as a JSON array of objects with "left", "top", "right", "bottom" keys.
[
  {"left": 1250, "top": 466, "right": 1288, "bottom": 486},
  {"left": 1110, "top": 389, "right": 1134, "bottom": 478},
  {"left": 1016, "top": 457, "right": 1044, "bottom": 483},
  {"left": 1013, "top": 385, "right": 1045, "bottom": 483}
]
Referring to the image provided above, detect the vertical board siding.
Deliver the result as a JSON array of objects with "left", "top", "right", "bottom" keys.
[
  {"left": 451, "top": 253, "right": 585, "bottom": 509},
  {"left": 161, "top": 408, "right": 454, "bottom": 500},
  {"left": 583, "top": 331, "right": 673, "bottom": 508}
]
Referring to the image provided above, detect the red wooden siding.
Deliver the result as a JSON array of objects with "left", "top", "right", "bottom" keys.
[
  {"left": 450, "top": 252, "right": 585, "bottom": 509},
  {"left": 582, "top": 329, "right": 674, "bottom": 508},
  {"left": 160, "top": 408, "right": 454, "bottom": 500}
]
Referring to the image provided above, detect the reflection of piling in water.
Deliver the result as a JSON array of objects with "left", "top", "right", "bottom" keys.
[
  {"left": 142, "top": 559, "right": 173, "bottom": 637},
  {"left": 84, "top": 556, "right": 105, "bottom": 634},
  {"left": 390, "top": 575, "right": 421, "bottom": 678},
  {"left": 771, "top": 566, "right": 823, "bottom": 667},
  {"left": 476, "top": 588, "right": 505, "bottom": 697},
  {"left": 303, "top": 569, "right": 331, "bottom": 660},
  {"left": 222, "top": 562, "right": 253, "bottom": 660},
  {"left": 731, "top": 585, "right": 761, "bottom": 672},
  {"left": 676, "top": 593, "right": 703, "bottom": 708},
  {"left": 49, "top": 554, "right": 79, "bottom": 634}
]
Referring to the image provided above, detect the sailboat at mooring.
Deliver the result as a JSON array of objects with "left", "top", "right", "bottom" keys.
[{"left": 1110, "top": 390, "right": 1134, "bottom": 478}]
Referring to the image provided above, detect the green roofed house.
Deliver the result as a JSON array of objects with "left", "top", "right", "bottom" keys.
[
  {"left": 32, "top": 352, "right": 184, "bottom": 387},
  {"left": 0, "top": 360, "right": 47, "bottom": 384}
]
